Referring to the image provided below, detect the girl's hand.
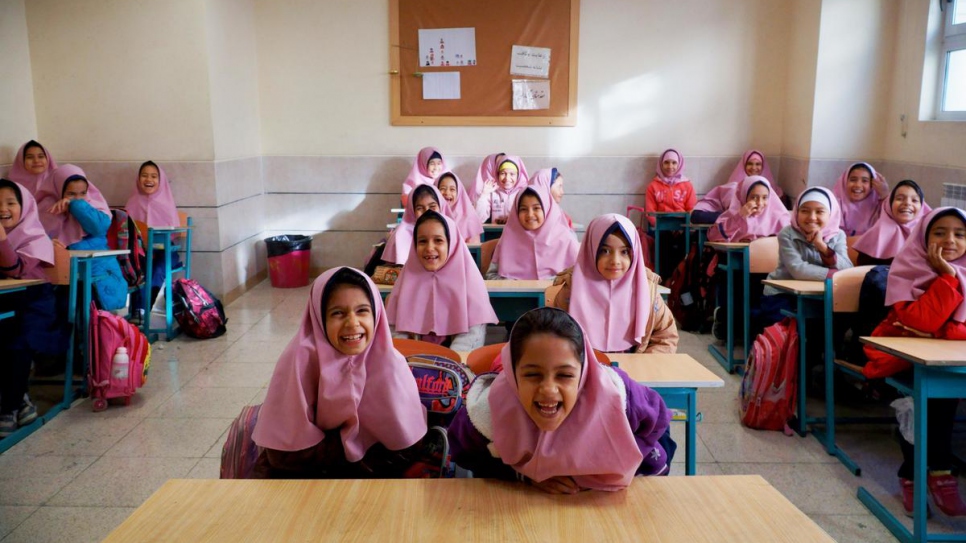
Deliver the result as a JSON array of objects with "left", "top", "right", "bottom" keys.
[
  {"left": 927, "top": 243, "right": 957, "bottom": 276},
  {"left": 739, "top": 201, "right": 759, "bottom": 218},
  {"left": 872, "top": 173, "right": 889, "bottom": 199},
  {"left": 48, "top": 198, "right": 72, "bottom": 215},
  {"left": 482, "top": 179, "right": 498, "bottom": 196},
  {"left": 804, "top": 231, "right": 828, "bottom": 254},
  {"left": 529, "top": 475, "right": 581, "bottom": 495}
]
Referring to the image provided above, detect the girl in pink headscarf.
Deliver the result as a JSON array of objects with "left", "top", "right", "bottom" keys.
[
  {"left": 7, "top": 140, "right": 58, "bottom": 198},
  {"left": 832, "top": 162, "right": 889, "bottom": 236},
  {"left": 0, "top": 179, "right": 64, "bottom": 437},
  {"left": 692, "top": 149, "right": 781, "bottom": 224},
  {"left": 861, "top": 207, "right": 966, "bottom": 517},
  {"left": 435, "top": 172, "right": 483, "bottom": 244},
  {"left": 756, "top": 187, "right": 852, "bottom": 328},
  {"left": 708, "top": 176, "right": 790, "bottom": 242},
  {"left": 558, "top": 214, "right": 677, "bottom": 354},
  {"left": 252, "top": 267, "right": 440, "bottom": 479},
  {"left": 401, "top": 147, "right": 447, "bottom": 207},
  {"left": 126, "top": 161, "right": 181, "bottom": 310},
  {"left": 382, "top": 184, "right": 448, "bottom": 266},
  {"left": 447, "top": 307, "right": 674, "bottom": 492},
  {"left": 387, "top": 211, "right": 497, "bottom": 350},
  {"left": 37, "top": 165, "right": 127, "bottom": 310},
  {"left": 471, "top": 152, "right": 506, "bottom": 202},
  {"left": 474, "top": 155, "right": 529, "bottom": 224},
  {"left": 644, "top": 149, "right": 696, "bottom": 227},
  {"left": 853, "top": 179, "right": 929, "bottom": 266},
  {"left": 486, "top": 184, "right": 578, "bottom": 280}
]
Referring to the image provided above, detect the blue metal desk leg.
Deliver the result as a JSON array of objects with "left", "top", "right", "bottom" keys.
[
  {"left": 164, "top": 236, "right": 174, "bottom": 339},
  {"left": 741, "top": 249, "right": 750, "bottom": 374},
  {"left": 686, "top": 389, "right": 696, "bottom": 475},
  {"left": 143, "top": 232, "right": 154, "bottom": 337}
]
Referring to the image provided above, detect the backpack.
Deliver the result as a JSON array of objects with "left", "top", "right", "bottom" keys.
[
  {"left": 739, "top": 317, "right": 798, "bottom": 431},
  {"left": 107, "top": 208, "right": 146, "bottom": 288},
  {"left": 221, "top": 404, "right": 262, "bottom": 479},
  {"left": 171, "top": 278, "right": 228, "bottom": 339},
  {"left": 88, "top": 303, "right": 151, "bottom": 412},
  {"left": 666, "top": 244, "right": 718, "bottom": 333},
  {"left": 406, "top": 354, "right": 475, "bottom": 427}
]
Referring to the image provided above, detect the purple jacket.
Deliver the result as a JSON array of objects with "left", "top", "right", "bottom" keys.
[{"left": 448, "top": 366, "right": 672, "bottom": 481}]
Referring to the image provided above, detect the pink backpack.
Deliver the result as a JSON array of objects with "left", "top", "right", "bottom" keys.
[
  {"left": 739, "top": 317, "right": 798, "bottom": 431},
  {"left": 172, "top": 278, "right": 228, "bottom": 339},
  {"left": 88, "top": 304, "right": 151, "bottom": 412},
  {"left": 221, "top": 404, "right": 262, "bottom": 479}
]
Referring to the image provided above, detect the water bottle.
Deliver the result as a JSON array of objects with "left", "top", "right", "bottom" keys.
[{"left": 112, "top": 347, "right": 129, "bottom": 381}]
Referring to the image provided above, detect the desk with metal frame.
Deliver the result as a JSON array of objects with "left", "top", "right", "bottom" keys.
[
  {"left": 142, "top": 220, "right": 192, "bottom": 342},
  {"left": 706, "top": 241, "right": 751, "bottom": 373}
]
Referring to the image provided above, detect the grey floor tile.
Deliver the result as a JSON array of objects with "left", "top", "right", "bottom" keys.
[
  {"left": 811, "top": 514, "right": 899, "bottom": 543},
  {"left": 0, "top": 456, "right": 97, "bottom": 506},
  {"left": 185, "top": 362, "right": 277, "bottom": 389},
  {"left": 150, "top": 386, "right": 261, "bottom": 419},
  {"left": 718, "top": 462, "right": 869, "bottom": 515},
  {"left": 1, "top": 506, "right": 135, "bottom": 543},
  {"left": 698, "top": 422, "right": 838, "bottom": 464},
  {"left": 102, "top": 417, "right": 233, "bottom": 458},
  {"left": 186, "top": 458, "right": 222, "bottom": 479},
  {"left": 0, "top": 413, "right": 140, "bottom": 457},
  {"left": 0, "top": 506, "right": 37, "bottom": 540},
  {"left": 46, "top": 456, "right": 198, "bottom": 507}
]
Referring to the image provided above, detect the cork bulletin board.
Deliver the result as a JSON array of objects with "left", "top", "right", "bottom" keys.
[{"left": 389, "top": 0, "right": 580, "bottom": 126}]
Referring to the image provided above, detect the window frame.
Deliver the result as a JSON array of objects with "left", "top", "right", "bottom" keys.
[{"left": 938, "top": 0, "right": 966, "bottom": 119}]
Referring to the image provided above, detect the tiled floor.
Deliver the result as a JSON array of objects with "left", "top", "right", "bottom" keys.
[{"left": 1, "top": 280, "right": 965, "bottom": 542}]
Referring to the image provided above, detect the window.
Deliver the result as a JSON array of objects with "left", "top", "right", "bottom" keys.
[{"left": 939, "top": 0, "right": 966, "bottom": 118}]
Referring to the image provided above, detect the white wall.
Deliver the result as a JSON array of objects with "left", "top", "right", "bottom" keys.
[
  {"left": 0, "top": 0, "right": 38, "bottom": 164},
  {"left": 25, "top": 0, "right": 214, "bottom": 161},
  {"left": 809, "top": 0, "right": 897, "bottom": 161},
  {"left": 780, "top": 0, "right": 821, "bottom": 160},
  {"left": 255, "top": 0, "right": 791, "bottom": 157}
]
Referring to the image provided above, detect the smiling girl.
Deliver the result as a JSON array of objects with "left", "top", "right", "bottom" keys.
[
  {"left": 474, "top": 155, "right": 529, "bottom": 224},
  {"left": 644, "top": 149, "right": 696, "bottom": 227},
  {"left": 7, "top": 141, "right": 58, "bottom": 198},
  {"left": 435, "top": 172, "right": 483, "bottom": 244},
  {"left": 852, "top": 180, "right": 929, "bottom": 265},
  {"left": 708, "top": 176, "right": 789, "bottom": 243},
  {"left": 447, "top": 307, "right": 674, "bottom": 492},
  {"left": 387, "top": 211, "right": 497, "bottom": 350},
  {"left": 252, "top": 267, "right": 440, "bottom": 479},
  {"left": 401, "top": 147, "right": 447, "bottom": 207},
  {"left": 125, "top": 161, "right": 181, "bottom": 310},
  {"left": 382, "top": 184, "right": 450, "bottom": 266},
  {"left": 832, "top": 162, "right": 889, "bottom": 236}
]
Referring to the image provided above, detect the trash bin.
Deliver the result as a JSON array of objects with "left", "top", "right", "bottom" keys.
[{"left": 265, "top": 235, "right": 312, "bottom": 288}]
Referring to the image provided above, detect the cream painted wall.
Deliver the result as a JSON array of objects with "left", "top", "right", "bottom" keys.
[
  {"left": 809, "top": 0, "right": 897, "bottom": 160},
  {"left": 25, "top": 0, "right": 215, "bottom": 161},
  {"left": 255, "top": 0, "right": 791, "bottom": 158},
  {"left": 204, "top": 0, "right": 262, "bottom": 160},
  {"left": 779, "top": 0, "right": 821, "bottom": 160},
  {"left": 0, "top": 0, "right": 38, "bottom": 164},
  {"left": 883, "top": 0, "right": 966, "bottom": 169}
]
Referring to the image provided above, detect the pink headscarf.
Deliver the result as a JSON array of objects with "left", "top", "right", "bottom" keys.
[
  {"left": 383, "top": 184, "right": 448, "bottom": 265},
  {"left": 7, "top": 141, "right": 58, "bottom": 197},
  {"left": 727, "top": 150, "right": 776, "bottom": 186},
  {"left": 493, "top": 155, "right": 529, "bottom": 192},
  {"left": 491, "top": 184, "right": 578, "bottom": 280},
  {"left": 472, "top": 153, "right": 504, "bottom": 202},
  {"left": 252, "top": 267, "right": 427, "bottom": 460},
  {"left": 435, "top": 172, "right": 483, "bottom": 241},
  {"left": 37, "top": 165, "right": 112, "bottom": 247},
  {"left": 886, "top": 207, "right": 966, "bottom": 323},
  {"left": 709, "top": 176, "right": 790, "bottom": 242},
  {"left": 654, "top": 149, "right": 688, "bottom": 186},
  {"left": 791, "top": 186, "right": 843, "bottom": 242},
  {"left": 852, "top": 181, "right": 931, "bottom": 260},
  {"left": 569, "top": 214, "right": 651, "bottom": 352},
  {"left": 692, "top": 184, "right": 737, "bottom": 213},
  {"left": 125, "top": 162, "right": 180, "bottom": 228},
  {"left": 488, "top": 309, "right": 644, "bottom": 490},
  {"left": 402, "top": 147, "right": 448, "bottom": 199},
  {"left": 388, "top": 212, "right": 497, "bottom": 336},
  {"left": 0, "top": 180, "right": 54, "bottom": 280},
  {"left": 528, "top": 168, "right": 571, "bottom": 230},
  {"left": 832, "top": 162, "right": 886, "bottom": 236}
]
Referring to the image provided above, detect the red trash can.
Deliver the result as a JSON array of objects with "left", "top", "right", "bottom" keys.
[{"left": 265, "top": 235, "right": 312, "bottom": 288}]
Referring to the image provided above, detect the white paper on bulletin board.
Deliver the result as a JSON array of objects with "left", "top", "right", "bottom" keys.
[
  {"left": 418, "top": 28, "right": 477, "bottom": 67},
  {"left": 512, "top": 79, "right": 550, "bottom": 110},
  {"left": 422, "top": 72, "right": 461, "bottom": 100},
  {"left": 510, "top": 45, "right": 551, "bottom": 77}
]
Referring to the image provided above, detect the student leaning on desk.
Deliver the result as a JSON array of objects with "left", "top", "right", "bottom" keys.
[{"left": 0, "top": 179, "right": 67, "bottom": 437}]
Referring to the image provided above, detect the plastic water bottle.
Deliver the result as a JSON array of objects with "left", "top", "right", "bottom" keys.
[{"left": 112, "top": 347, "right": 129, "bottom": 381}]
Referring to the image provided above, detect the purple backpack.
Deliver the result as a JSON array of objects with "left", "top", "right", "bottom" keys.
[{"left": 171, "top": 278, "right": 228, "bottom": 339}]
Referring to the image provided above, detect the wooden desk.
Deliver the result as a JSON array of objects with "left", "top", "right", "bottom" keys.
[
  {"left": 104, "top": 477, "right": 833, "bottom": 542},
  {"left": 380, "top": 280, "right": 550, "bottom": 323},
  {"left": 859, "top": 336, "right": 966, "bottom": 543},
  {"left": 706, "top": 241, "right": 751, "bottom": 374},
  {"left": 760, "top": 279, "right": 825, "bottom": 296},
  {"left": 0, "top": 278, "right": 45, "bottom": 292}
]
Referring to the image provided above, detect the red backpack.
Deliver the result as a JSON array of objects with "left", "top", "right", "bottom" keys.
[
  {"left": 665, "top": 245, "right": 718, "bottom": 333},
  {"left": 171, "top": 278, "right": 228, "bottom": 339},
  {"left": 739, "top": 317, "right": 799, "bottom": 431},
  {"left": 221, "top": 404, "right": 262, "bottom": 479},
  {"left": 88, "top": 303, "right": 151, "bottom": 412}
]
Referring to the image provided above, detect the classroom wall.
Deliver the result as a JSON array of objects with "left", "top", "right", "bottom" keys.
[
  {"left": 777, "top": 0, "right": 821, "bottom": 195},
  {"left": 0, "top": 0, "right": 38, "bottom": 165}
]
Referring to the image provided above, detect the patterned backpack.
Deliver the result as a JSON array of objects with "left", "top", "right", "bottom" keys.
[
  {"left": 88, "top": 303, "right": 151, "bottom": 412},
  {"left": 171, "top": 278, "right": 228, "bottom": 339},
  {"left": 406, "top": 354, "right": 475, "bottom": 427},
  {"left": 221, "top": 404, "right": 262, "bottom": 479},
  {"left": 107, "top": 208, "right": 146, "bottom": 288},
  {"left": 739, "top": 317, "right": 799, "bottom": 432}
]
